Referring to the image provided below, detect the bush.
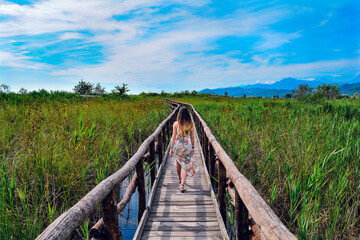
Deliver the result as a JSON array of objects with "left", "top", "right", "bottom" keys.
[
  {"left": 112, "top": 83, "right": 129, "bottom": 95},
  {"left": 73, "top": 80, "right": 94, "bottom": 94},
  {"left": 316, "top": 84, "right": 340, "bottom": 100}
]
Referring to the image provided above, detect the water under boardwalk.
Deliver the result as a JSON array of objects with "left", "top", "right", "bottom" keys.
[{"left": 136, "top": 126, "right": 226, "bottom": 239}]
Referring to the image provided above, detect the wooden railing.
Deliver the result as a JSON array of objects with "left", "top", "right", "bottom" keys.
[
  {"left": 36, "top": 104, "right": 180, "bottom": 240},
  {"left": 165, "top": 99, "right": 297, "bottom": 240}
]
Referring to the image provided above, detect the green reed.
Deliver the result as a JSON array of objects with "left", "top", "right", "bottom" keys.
[
  {"left": 177, "top": 97, "right": 360, "bottom": 239},
  {"left": 0, "top": 96, "right": 170, "bottom": 239}
]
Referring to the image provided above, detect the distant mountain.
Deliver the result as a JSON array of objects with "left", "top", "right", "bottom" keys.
[
  {"left": 199, "top": 76, "right": 360, "bottom": 97},
  {"left": 340, "top": 82, "right": 360, "bottom": 95},
  {"left": 199, "top": 87, "right": 291, "bottom": 97},
  {"left": 240, "top": 77, "right": 331, "bottom": 90},
  {"left": 346, "top": 74, "right": 360, "bottom": 84}
]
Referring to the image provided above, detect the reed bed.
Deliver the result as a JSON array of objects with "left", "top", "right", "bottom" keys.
[
  {"left": 178, "top": 97, "right": 360, "bottom": 240},
  {"left": 0, "top": 96, "right": 170, "bottom": 239}
]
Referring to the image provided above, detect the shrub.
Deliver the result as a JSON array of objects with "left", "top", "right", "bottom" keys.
[{"left": 73, "top": 80, "right": 94, "bottom": 94}]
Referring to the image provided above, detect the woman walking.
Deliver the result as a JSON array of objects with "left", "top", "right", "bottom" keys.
[{"left": 170, "top": 107, "right": 200, "bottom": 193}]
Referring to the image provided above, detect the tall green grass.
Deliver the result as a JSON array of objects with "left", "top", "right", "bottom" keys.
[
  {"left": 0, "top": 96, "right": 170, "bottom": 239},
  {"left": 179, "top": 97, "right": 360, "bottom": 239}
]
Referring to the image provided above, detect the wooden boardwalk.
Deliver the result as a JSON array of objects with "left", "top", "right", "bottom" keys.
[{"left": 134, "top": 125, "right": 228, "bottom": 239}]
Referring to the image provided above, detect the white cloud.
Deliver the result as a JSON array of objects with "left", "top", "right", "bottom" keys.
[
  {"left": 0, "top": 50, "right": 45, "bottom": 69},
  {"left": 256, "top": 31, "right": 302, "bottom": 51}
]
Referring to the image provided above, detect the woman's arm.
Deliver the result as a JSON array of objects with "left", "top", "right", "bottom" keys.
[{"left": 170, "top": 121, "right": 177, "bottom": 155}]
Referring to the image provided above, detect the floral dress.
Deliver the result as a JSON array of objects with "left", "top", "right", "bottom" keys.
[{"left": 173, "top": 131, "right": 200, "bottom": 177}]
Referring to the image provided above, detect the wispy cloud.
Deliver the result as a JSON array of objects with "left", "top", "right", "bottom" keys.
[
  {"left": 319, "top": 11, "right": 333, "bottom": 26},
  {"left": 256, "top": 31, "right": 302, "bottom": 51},
  {"left": 0, "top": 50, "right": 45, "bottom": 69}
]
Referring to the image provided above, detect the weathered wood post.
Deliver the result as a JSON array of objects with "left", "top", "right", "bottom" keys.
[
  {"left": 162, "top": 127, "right": 166, "bottom": 154},
  {"left": 167, "top": 121, "right": 170, "bottom": 140},
  {"left": 204, "top": 136, "right": 209, "bottom": 171},
  {"left": 214, "top": 157, "right": 219, "bottom": 191},
  {"left": 102, "top": 189, "right": 120, "bottom": 240},
  {"left": 157, "top": 131, "right": 163, "bottom": 166},
  {"left": 209, "top": 143, "right": 215, "bottom": 187},
  {"left": 136, "top": 158, "right": 146, "bottom": 222},
  {"left": 218, "top": 159, "right": 227, "bottom": 224},
  {"left": 235, "top": 190, "right": 249, "bottom": 240},
  {"left": 149, "top": 140, "right": 156, "bottom": 187}
]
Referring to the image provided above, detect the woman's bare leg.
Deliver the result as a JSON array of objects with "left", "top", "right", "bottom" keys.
[
  {"left": 181, "top": 168, "right": 187, "bottom": 185},
  {"left": 176, "top": 161, "right": 181, "bottom": 180}
]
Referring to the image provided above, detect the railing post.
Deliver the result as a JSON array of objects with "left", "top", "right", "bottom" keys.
[
  {"left": 157, "top": 131, "right": 163, "bottom": 166},
  {"left": 167, "top": 121, "right": 170, "bottom": 140},
  {"left": 235, "top": 190, "right": 249, "bottom": 240},
  {"left": 136, "top": 158, "right": 146, "bottom": 222},
  {"left": 149, "top": 140, "right": 156, "bottom": 187},
  {"left": 102, "top": 189, "right": 120, "bottom": 240},
  {"left": 218, "top": 159, "right": 227, "bottom": 224},
  {"left": 162, "top": 127, "right": 166, "bottom": 153},
  {"left": 209, "top": 143, "right": 215, "bottom": 187},
  {"left": 204, "top": 135, "right": 209, "bottom": 171},
  {"left": 214, "top": 158, "right": 219, "bottom": 191}
]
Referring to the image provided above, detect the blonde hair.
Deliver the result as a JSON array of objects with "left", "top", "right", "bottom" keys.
[{"left": 177, "top": 107, "right": 193, "bottom": 137}]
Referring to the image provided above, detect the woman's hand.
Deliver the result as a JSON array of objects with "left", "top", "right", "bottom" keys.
[{"left": 170, "top": 148, "right": 174, "bottom": 156}]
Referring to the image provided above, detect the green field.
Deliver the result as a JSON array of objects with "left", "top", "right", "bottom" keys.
[
  {"left": 179, "top": 97, "right": 360, "bottom": 239},
  {"left": 0, "top": 95, "right": 170, "bottom": 239},
  {"left": 1, "top": 94, "right": 359, "bottom": 239}
]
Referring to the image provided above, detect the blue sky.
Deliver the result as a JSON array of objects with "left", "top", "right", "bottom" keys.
[{"left": 0, "top": 0, "right": 359, "bottom": 93}]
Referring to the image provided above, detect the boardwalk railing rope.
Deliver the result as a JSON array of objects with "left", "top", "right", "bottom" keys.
[
  {"left": 36, "top": 104, "right": 180, "bottom": 240},
  {"left": 165, "top": 99, "right": 297, "bottom": 240}
]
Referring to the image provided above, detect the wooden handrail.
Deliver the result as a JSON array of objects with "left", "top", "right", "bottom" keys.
[
  {"left": 36, "top": 104, "right": 180, "bottom": 240},
  {"left": 165, "top": 99, "right": 297, "bottom": 240}
]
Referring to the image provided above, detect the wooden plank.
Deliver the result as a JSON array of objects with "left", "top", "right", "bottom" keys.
[
  {"left": 152, "top": 203, "right": 213, "bottom": 208},
  {"left": 142, "top": 230, "right": 222, "bottom": 238},
  {"left": 153, "top": 195, "right": 213, "bottom": 202},
  {"left": 147, "top": 216, "right": 218, "bottom": 222},
  {"left": 160, "top": 174, "right": 205, "bottom": 179},
  {"left": 154, "top": 190, "right": 210, "bottom": 195},
  {"left": 148, "top": 212, "right": 217, "bottom": 218},
  {"left": 155, "top": 189, "right": 211, "bottom": 194},
  {"left": 144, "top": 221, "right": 220, "bottom": 231},
  {"left": 151, "top": 205, "right": 215, "bottom": 212},
  {"left": 144, "top": 236, "right": 222, "bottom": 240},
  {"left": 154, "top": 200, "right": 213, "bottom": 206}
]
